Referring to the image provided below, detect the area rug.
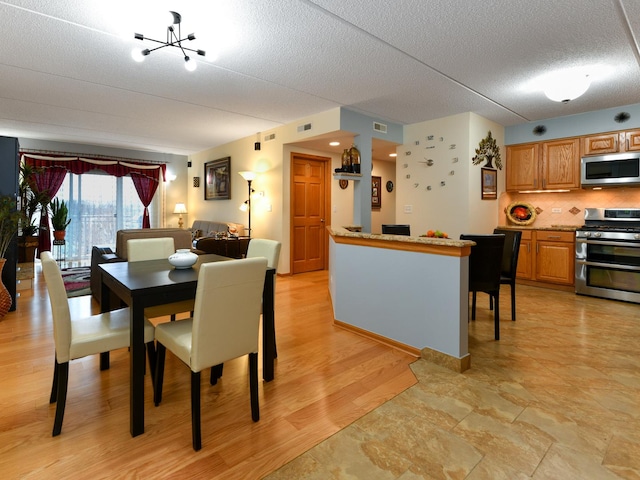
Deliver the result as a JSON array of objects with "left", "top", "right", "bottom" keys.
[{"left": 61, "top": 266, "right": 91, "bottom": 298}]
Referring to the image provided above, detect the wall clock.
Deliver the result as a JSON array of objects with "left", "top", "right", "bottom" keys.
[
  {"left": 339, "top": 179, "right": 348, "bottom": 189},
  {"left": 386, "top": 180, "right": 394, "bottom": 192}
]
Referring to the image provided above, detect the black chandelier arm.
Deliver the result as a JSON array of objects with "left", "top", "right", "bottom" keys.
[{"left": 135, "top": 36, "right": 205, "bottom": 56}]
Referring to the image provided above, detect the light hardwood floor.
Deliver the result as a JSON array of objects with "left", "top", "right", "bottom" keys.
[
  {"left": 0, "top": 268, "right": 416, "bottom": 479},
  {"left": 2, "top": 267, "right": 639, "bottom": 479}
]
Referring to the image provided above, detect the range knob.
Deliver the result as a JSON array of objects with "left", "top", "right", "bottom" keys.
[
  {"left": 635, "top": 233, "right": 640, "bottom": 240},
  {"left": 594, "top": 232, "right": 602, "bottom": 238},
  {"left": 584, "top": 232, "right": 591, "bottom": 237}
]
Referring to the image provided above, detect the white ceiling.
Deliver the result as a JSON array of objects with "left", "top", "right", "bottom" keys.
[{"left": 1, "top": 0, "right": 639, "bottom": 157}]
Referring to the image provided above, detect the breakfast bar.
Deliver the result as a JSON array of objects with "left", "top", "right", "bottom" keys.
[{"left": 328, "top": 227, "right": 474, "bottom": 372}]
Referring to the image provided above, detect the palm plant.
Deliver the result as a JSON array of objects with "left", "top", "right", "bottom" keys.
[{"left": 0, "top": 195, "right": 24, "bottom": 258}]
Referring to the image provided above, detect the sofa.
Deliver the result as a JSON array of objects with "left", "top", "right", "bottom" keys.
[{"left": 90, "top": 228, "right": 193, "bottom": 304}]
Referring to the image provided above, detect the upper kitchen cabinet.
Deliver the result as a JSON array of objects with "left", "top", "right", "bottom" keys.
[
  {"left": 582, "top": 129, "right": 640, "bottom": 155},
  {"left": 626, "top": 130, "right": 640, "bottom": 151},
  {"left": 506, "top": 138, "right": 580, "bottom": 191}
]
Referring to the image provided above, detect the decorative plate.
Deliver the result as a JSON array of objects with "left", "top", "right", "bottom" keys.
[
  {"left": 506, "top": 202, "right": 536, "bottom": 226},
  {"left": 386, "top": 180, "right": 394, "bottom": 192},
  {"left": 339, "top": 179, "right": 349, "bottom": 190}
]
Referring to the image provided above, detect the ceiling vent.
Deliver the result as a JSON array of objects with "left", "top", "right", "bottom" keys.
[
  {"left": 297, "top": 123, "right": 312, "bottom": 133},
  {"left": 264, "top": 133, "right": 276, "bottom": 142},
  {"left": 373, "top": 122, "right": 387, "bottom": 134}
]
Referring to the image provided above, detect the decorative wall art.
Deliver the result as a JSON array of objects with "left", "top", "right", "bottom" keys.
[
  {"left": 339, "top": 179, "right": 348, "bottom": 189},
  {"left": 472, "top": 131, "right": 502, "bottom": 170},
  {"left": 371, "top": 176, "right": 381, "bottom": 209},
  {"left": 481, "top": 168, "right": 497, "bottom": 200},
  {"left": 204, "top": 157, "right": 231, "bottom": 200}
]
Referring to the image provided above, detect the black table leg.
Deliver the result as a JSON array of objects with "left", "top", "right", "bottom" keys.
[
  {"left": 130, "top": 302, "right": 146, "bottom": 436},
  {"left": 262, "top": 270, "right": 275, "bottom": 382}
]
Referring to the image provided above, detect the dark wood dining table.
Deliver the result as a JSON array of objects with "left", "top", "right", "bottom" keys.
[{"left": 99, "top": 253, "right": 276, "bottom": 437}]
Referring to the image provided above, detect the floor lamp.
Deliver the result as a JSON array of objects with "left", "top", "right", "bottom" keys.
[{"left": 238, "top": 171, "right": 256, "bottom": 237}]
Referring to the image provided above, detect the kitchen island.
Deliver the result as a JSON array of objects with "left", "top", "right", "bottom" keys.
[{"left": 328, "top": 227, "right": 474, "bottom": 372}]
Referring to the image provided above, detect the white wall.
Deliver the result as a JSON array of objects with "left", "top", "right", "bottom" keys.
[
  {"left": 397, "top": 113, "right": 504, "bottom": 238},
  {"left": 371, "top": 160, "right": 396, "bottom": 234}
]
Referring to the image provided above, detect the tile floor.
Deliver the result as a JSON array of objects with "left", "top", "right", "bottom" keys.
[{"left": 266, "top": 284, "right": 640, "bottom": 479}]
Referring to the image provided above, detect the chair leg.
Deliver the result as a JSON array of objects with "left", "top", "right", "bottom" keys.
[
  {"left": 249, "top": 352, "right": 260, "bottom": 422},
  {"left": 146, "top": 341, "right": 156, "bottom": 388},
  {"left": 494, "top": 292, "right": 500, "bottom": 341},
  {"left": 50, "top": 358, "right": 59, "bottom": 404},
  {"left": 489, "top": 295, "right": 494, "bottom": 311},
  {"left": 210, "top": 363, "right": 224, "bottom": 385},
  {"left": 52, "top": 361, "right": 69, "bottom": 436},
  {"left": 471, "top": 291, "right": 477, "bottom": 321},
  {"left": 170, "top": 314, "right": 176, "bottom": 322},
  {"left": 510, "top": 281, "right": 516, "bottom": 321},
  {"left": 191, "top": 371, "right": 202, "bottom": 451},
  {"left": 99, "top": 352, "right": 110, "bottom": 370},
  {"left": 154, "top": 343, "right": 166, "bottom": 406}
]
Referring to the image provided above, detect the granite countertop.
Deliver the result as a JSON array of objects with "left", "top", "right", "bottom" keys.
[
  {"left": 328, "top": 226, "right": 473, "bottom": 248},
  {"left": 497, "top": 224, "right": 580, "bottom": 232}
]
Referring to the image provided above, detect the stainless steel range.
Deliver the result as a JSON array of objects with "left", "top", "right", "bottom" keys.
[{"left": 576, "top": 208, "right": 640, "bottom": 303}]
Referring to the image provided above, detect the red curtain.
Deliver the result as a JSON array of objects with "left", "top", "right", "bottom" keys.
[
  {"left": 130, "top": 173, "right": 159, "bottom": 229},
  {"left": 33, "top": 166, "right": 67, "bottom": 255}
]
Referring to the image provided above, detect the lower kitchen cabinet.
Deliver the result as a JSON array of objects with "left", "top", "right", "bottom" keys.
[{"left": 515, "top": 229, "right": 575, "bottom": 287}]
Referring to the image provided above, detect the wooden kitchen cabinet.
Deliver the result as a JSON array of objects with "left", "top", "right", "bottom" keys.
[
  {"left": 514, "top": 229, "right": 575, "bottom": 287},
  {"left": 506, "top": 138, "right": 580, "bottom": 191},
  {"left": 582, "top": 132, "right": 621, "bottom": 155},
  {"left": 626, "top": 130, "right": 640, "bottom": 151},
  {"left": 516, "top": 230, "right": 533, "bottom": 279}
]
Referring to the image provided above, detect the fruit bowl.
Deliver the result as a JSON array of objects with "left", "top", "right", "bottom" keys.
[{"left": 506, "top": 202, "right": 536, "bottom": 226}]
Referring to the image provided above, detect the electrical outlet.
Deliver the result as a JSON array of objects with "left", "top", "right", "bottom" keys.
[
  {"left": 552, "top": 208, "right": 562, "bottom": 213},
  {"left": 404, "top": 205, "right": 412, "bottom": 214}
]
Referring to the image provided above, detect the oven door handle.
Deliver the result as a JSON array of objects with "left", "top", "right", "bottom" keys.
[
  {"left": 576, "top": 259, "right": 640, "bottom": 272},
  {"left": 577, "top": 239, "right": 640, "bottom": 248}
]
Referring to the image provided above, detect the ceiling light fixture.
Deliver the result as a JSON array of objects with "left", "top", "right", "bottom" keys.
[
  {"left": 542, "top": 71, "right": 591, "bottom": 103},
  {"left": 131, "top": 11, "right": 205, "bottom": 71}
]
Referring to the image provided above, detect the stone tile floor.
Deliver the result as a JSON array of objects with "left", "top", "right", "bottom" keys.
[{"left": 266, "top": 285, "right": 640, "bottom": 479}]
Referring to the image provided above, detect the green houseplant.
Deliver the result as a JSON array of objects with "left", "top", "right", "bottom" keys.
[
  {"left": 50, "top": 198, "right": 71, "bottom": 240},
  {"left": 0, "top": 195, "right": 24, "bottom": 317},
  {"left": 18, "top": 164, "right": 48, "bottom": 263}
]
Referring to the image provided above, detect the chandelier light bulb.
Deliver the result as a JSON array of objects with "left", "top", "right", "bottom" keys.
[
  {"left": 184, "top": 56, "right": 197, "bottom": 71},
  {"left": 131, "top": 48, "right": 146, "bottom": 62}
]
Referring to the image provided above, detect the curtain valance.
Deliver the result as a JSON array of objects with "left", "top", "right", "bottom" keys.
[{"left": 21, "top": 152, "right": 166, "bottom": 182}]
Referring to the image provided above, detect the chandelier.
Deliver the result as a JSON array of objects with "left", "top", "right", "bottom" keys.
[{"left": 131, "top": 11, "right": 205, "bottom": 71}]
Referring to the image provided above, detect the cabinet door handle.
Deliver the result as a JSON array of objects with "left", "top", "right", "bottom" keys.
[
  {"left": 546, "top": 235, "right": 561, "bottom": 239},
  {"left": 536, "top": 243, "right": 539, "bottom": 253},
  {"left": 527, "top": 244, "right": 530, "bottom": 253},
  {"left": 542, "top": 179, "right": 546, "bottom": 189},
  {"left": 534, "top": 179, "right": 537, "bottom": 188}
]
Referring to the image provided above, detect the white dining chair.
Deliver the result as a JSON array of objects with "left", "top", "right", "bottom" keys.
[
  {"left": 127, "top": 237, "right": 195, "bottom": 322},
  {"left": 209, "top": 238, "right": 281, "bottom": 385},
  {"left": 153, "top": 257, "right": 267, "bottom": 451},
  {"left": 41, "top": 251, "right": 156, "bottom": 436}
]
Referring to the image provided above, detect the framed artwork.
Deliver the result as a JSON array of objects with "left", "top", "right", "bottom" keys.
[
  {"left": 371, "top": 176, "right": 381, "bottom": 209},
  {"left": 481, "top": 168, "right": 497, "bottom": 200},
  {"left": 204, "top": 157, "right": 231, "bottom": 200}
]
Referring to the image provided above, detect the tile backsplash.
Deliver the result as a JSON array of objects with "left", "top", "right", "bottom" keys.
[{"left": 499, "top": 188, "right": 640, "bottom": 227}]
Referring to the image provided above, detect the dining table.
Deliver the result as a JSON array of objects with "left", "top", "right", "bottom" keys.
[{"left": 99, "top": 253, "right": 276, "bottom": 437}]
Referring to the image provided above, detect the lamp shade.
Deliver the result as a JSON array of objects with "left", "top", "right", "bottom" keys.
[
  {"left": 543, "top": 73, "right": 591, "bottom": 103},
  {"left": 173, "top": 203, "right": 188, "bottom": 214},
  {"left": 239, "top": 171, "right": 257, "bottom": 181}
]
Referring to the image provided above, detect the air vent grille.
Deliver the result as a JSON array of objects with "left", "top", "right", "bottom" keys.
[
  {"left": 264, "top": 133, "right": 276, "bottom": 142},
  {"left": 373, "top": 122, "right": 387, "bottom": 133},
  {"left": 297, "top": 123, "right": 312, "bottom": 133}
]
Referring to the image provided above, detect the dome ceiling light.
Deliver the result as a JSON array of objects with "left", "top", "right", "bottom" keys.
[
  {"left": 131, "top": 11, "right": 205, "bottom": 71},
  {"left": 541, "top": 70, "right": 591, "bottom": 103}
]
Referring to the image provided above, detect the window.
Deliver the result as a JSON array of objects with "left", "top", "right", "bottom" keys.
[{"left": 54, "top": 171, "right": 158, "bottom": 263}]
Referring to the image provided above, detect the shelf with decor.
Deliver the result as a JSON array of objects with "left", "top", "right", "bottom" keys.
[{"left": 333, "top": 173, "right": 362, "bottom": 180}]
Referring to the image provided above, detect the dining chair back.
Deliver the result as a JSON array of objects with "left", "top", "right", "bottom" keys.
[
  {"left": 246, "top": 238, "right": 282, "bottom": 270},
  {"left": 460, "top": 234, "right": 505, "bottom": 340},
  {"left": 493, "top": 228, "right": 522, "bottom": 321},
  {"left": 153, "top": 257, "right": 268, "bottom": 451},
  {"left": 41, "top": 251, "right": 155, "bottom": 436},
  {"left": 127, "top": 237, "right": 194, "bottom": 321},
  {"left": 127, "top": 237, "right": 175, "bottom": 262}
]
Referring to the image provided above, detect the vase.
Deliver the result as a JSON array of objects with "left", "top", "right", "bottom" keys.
[
  {"left": 341, "top": 149, "right": 351, "bottom": 172},
  {"left": 349, "top": 144, "right": 361, "bottom": 174},
  {"left": 0, "top": 258, "right": 12, "bottom": 318},
  {"left": 53, "top": 230, "right": 66, "bottom": 241},
  {"left": 168, "top": 249, "right": 198, "bottom": 269},
  {"left": 484, "top": 156, "right": 494, "bottom": 169}
]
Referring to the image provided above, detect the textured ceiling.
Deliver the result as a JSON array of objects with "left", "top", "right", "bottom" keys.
[{"left": 0, "top": 0, "right": 639, "bottom": 156}]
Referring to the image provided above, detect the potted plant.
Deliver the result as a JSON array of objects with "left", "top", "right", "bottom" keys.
[
  {"left": 50, "top": 198, "right": 71, "bottom": 241},
  {"left": 17, "top": 164, "right": 48, "bottom": 263},
  {"left": 0, "top": 195, "right": 24, "bottom": 316}
]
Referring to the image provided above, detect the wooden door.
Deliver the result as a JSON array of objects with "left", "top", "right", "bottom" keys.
[
  {"left": 541, "top": 138, "right": 580, "bottom": 190},
  {"left": 534, "top": 231, "right": 575, "bottom": 285},
  {"left": 506, "top": 143, "right": 538, "bottom": 191},
  {"left": 291, "top": 154, "right": 329, "bottom": 274},
  {"left": 516, "top": 231, "right": 532, "bottom": 280}
]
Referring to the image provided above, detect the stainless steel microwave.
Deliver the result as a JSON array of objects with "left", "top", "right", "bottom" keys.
[{"left": 581, "top": 152, "right": 640, "bottom": 187}]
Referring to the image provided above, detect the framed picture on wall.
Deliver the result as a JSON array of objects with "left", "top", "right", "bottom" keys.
[
  {"left": 204, "top": 157, "right": 231, "bottom": 200},
  {"left": 481, "top": 168, "right": 497, "bottom": 200},
  {"left": 372, "top": 176, "right": 381, "bottom": 209}
]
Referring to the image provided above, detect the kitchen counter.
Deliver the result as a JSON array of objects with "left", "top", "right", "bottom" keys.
[{"left": 329, "top": 226, "right": 473, "bottom": 251}]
